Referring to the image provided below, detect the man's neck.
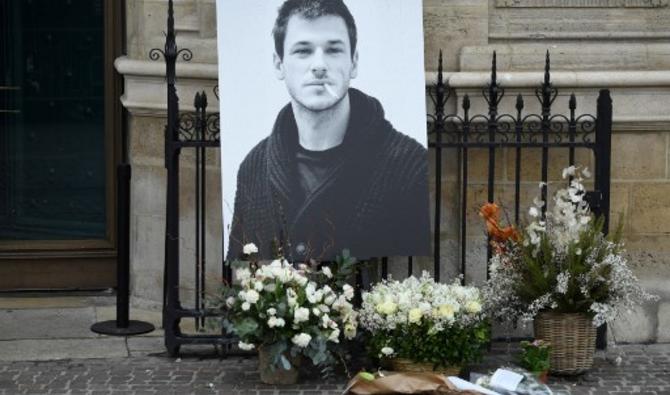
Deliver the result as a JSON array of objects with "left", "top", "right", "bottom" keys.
[{"left": 292, "top": 93, "right": 350, "bottom": 151}]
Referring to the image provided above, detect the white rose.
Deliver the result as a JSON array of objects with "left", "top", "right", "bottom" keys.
[
  {"left": 287, "top": 288, "right": 298, "bottom": 307},
  {"left": 318, "top": 304, "right": 330, "bottom": 313},
  {"left": 238, "top": 341, "right": 255, "bottom": 351},
  {"left": 253, "top": 280, "right": 264, "bottom": 292},
  {"left": 245, "top": 290, "right": 260, "bottom": 304},
  {"left": 293, "top": 307, "right": 310, "bottom": 324},
  {"left": 235, "top": 268, "right": 251, "bottom": 283},
  {"left": 437, "top": 304, "right": 454, "bottom": 319},
  {"left": 344, "top": 322, "right": 357, "bottom": 339},
  {"left": 242, "top": 243, "right": 258, "bottom": 255},
  {"left": 264, "top": 283, "right": 277, "bottom": 293},
  {"left": 380, "top": 347, "right": 394, "bottom": 356},
  {"left": 321, "top": 314, "right": 334, "bottom": 328},
  {"left": 225, "top": 297, "right": 236, "bottom": 308},
  {"left": 295, "top": 274, "right": 308, "bottom": 286},
  {"left": 291, "top": 333, "right": 312, "bottom": 348},
  {"left": 307, "top": 289, "right": 323, "bottom": 304},
  {"left": 465, "top": 301, "right": 482, "bottom": 314},
  {"left": 408, "top": 308, "right": 423, "bottom": 324},
  {"left": 312, "top": 307, "right": 322, "bottom": 317},
  {"left": 343, "top": 284, "right": 354, "bottom": 301},
  {"left": 321, "top": 266, "right": 333, "bottom": 278},
  {"left": 375, "top": 301, "right": 397, "bottom": 316},
  {"left": 241, "top": 302, "right": 250, "bottom": 311},
  {"left": 328, "top": 328, "right": 340, "bottom": 343},
  {"left": 266, "top": 308, "right": 277, "bottom": 316},
  {"left": 271, "top": 266, "right": 285, "bottom": 281},
  {"left": 324, "top": 294, "right": 336, "bottom": 306},
  {"left": 267, "top": 316, "right": 286, "bottom": 328}
]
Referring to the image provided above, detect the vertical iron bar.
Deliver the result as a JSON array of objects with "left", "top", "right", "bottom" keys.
[
  {"left": 194, "top": 93, "right": 202, "bottom": 331},
  {"left": 116, "top": 163, "right": 131, "bottom": 328},
  {"left": 381, "top": 257, "right": 388, "bottom": 280},
  {"left": 595, "top": 89, "right": 612, "bottom": 351},
  {"left": 595, "top": 90, "right": 612, "bottom": 238},
  {"left": 569, "top": 94, "right": 577, "bottom": 169},
  {"left": 164, "top": 0, "right": 182, "bottom": 356},
  {"left": 540, "top": 51, "right": 552, "bottom": 218},
  {"left": 460, "top": 95, "right": 470, "bottom": 285},
  {"left": 200, "top": 92, "right": 208, "bottom": 328},
  {"left": 514, "top": 94, "right": 524, "bottom": 225},
  {"left": 485, "top": 52, "right": 500, "bottom": 281},
  {"left": 433, "top": 51, "right": 445, "bottom": 282},
  {"left": 407, "top": 256, "right": 413, "bottom": 278}
]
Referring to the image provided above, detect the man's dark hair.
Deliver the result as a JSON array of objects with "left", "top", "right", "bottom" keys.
[{"left": 272, "top": 0, "right": 357, "bottom": 60}]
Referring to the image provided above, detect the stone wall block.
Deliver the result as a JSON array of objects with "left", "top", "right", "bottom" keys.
[
  {"left": 423, "top": 0, "right": 488, "bottom": 71},
  {"left": 630, "top": 183, "right": 670, "bottom": 234},
  {"left": 129, "top": 115, "right": 165, "bottom": 166},
  {"left": 611, "top": 132, "right": 666, "bottom": 180},
  {"left": 131, "top": 214, "right": 166, "bottom": 304},
  {"left": 504, "top": 147, "right": 594, "bottom": 183}
]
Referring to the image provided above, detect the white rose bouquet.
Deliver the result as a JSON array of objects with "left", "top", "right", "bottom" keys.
[
  {"left": 220, "top": 245, "right": 359, "bottom": 375},
  {"left": 358, "top": 272, "right": 489, "bottom": 369}
]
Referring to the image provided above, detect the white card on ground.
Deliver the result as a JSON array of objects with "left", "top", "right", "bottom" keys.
[
  {"left": 489, "top": 368, "right": 524, "bottom": 391},
  {"left": 446, "top": 376, "right": 502, "bottom": 395}
]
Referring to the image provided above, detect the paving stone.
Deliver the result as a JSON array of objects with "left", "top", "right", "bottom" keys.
[
  {"left": 0, "top": 344, "right": 668, "bottom": 394},
  {"left": 0, "top": 308, "right": 99, "bottom": 340}
]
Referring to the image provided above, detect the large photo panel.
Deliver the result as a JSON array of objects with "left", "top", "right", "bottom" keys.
[{"left": 217, "top": 0, "right": 429, "bottom": 261}]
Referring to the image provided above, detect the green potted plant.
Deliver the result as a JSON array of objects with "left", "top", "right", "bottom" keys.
[
  {"left": 358, "top": 272, "right": 490, "bottom": 375},
  {"left": 220, "top": 245, "right": 359, "bottom": 384},
  {"left": 519, "top": 339, "right": 551, "bottom": 383},
  {"left": 481, "top": 166, "right": 657, "bottom": 374}
]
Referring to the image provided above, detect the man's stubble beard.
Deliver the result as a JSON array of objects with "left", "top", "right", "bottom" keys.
[{"left": 291, "top": 88, "right": 349, "bottom": 120}]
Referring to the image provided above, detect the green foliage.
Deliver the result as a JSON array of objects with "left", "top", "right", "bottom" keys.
[
  {"left": 519, "top": 340, "right": 551, "bottom": 373},
  {"left": 513, "top": 214, "right": 617, "bottom": 314},
  {"left": 367, "top": 321, "right": 490, "bottom": 368}
]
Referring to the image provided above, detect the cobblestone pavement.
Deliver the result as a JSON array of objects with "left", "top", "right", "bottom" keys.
[{"left": 0, "top": 343, "right": 669, "bottom": 395}]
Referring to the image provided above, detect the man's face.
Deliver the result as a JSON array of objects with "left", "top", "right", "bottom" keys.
[{"left": 273, "top": 14, "right": 358, "bottom": 112}]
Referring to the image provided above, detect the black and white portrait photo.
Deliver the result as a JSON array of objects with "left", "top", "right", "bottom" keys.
[{"left": 217, "top": 0, "right": 430, "bottom": 261}]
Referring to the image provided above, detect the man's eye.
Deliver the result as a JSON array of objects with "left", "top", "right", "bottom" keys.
[
  {"left": 293, "top": 48, "right": 311, "bottom": 55},
  {"left": 326, "top": 48, "right": 344, "bottom": 54}
]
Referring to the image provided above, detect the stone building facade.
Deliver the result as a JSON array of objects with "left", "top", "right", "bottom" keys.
[{"left": 116, "top": 0, "right": 670, "bottom": 342}]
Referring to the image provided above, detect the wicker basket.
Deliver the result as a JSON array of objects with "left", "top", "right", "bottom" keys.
[
  {"left": 389, "top": 358, "right": 461, "bottom": 376},
  {"left": 533, "top": 312, "right": 596, "bottom": 375}
]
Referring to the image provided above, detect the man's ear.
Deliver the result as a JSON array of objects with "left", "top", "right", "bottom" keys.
[
  {"left": 273, "top": 52, "right": 285, "bottom": 80},
  {"left": 350, "top": 50, "right": 359, "bottom": 79}
]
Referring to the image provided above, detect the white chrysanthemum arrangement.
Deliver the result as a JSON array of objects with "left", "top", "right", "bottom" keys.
[
  {"left": 483, "top": 166, "right": 657, "bottom": 327},
  {"left": 222, "top": 244, "right": 358, "bottom": 372},
  {"left": 358, "top": 272, "right": 489, "bottom": 368}
]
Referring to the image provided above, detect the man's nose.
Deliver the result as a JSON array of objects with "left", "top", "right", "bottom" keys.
[{"left": 311, "top": 49, "right": 327, "bottom": 79}]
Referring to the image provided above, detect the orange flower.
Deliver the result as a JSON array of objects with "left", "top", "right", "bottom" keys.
[
  {"left": 479, "top": 202, "right": 500, "bottom": 222},
  {"left": 479, "top": 202, "right": 521, "bottom": 243}
]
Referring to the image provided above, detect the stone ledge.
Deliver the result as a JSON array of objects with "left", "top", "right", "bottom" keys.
[{"left": 115, "top": 56, "right": 217, "bottom": 80}]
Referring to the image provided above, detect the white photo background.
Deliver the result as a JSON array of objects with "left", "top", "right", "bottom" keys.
[{"left": 217, "top": 0, "right": 427, "bottom": 258}]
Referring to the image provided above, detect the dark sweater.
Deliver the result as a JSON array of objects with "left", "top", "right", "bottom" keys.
[{"left": 227, "top": 88, "right": 430, "bottom": 261}]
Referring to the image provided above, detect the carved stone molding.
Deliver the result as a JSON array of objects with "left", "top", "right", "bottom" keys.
[{"left": 496, "top": 0, "right": 668, "bottom": 7}]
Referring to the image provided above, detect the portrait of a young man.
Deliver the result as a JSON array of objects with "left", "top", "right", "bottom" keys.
[{"left": 217, "top": 0, "right": 429, "bottom": 261}]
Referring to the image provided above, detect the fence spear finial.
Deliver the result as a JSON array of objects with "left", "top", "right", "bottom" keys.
[
  {"left": 491, "top": 51, "right": 497, "bottom": 87},
  {"left": 438, "top": 50, "right": 443, "bottom": 86},
  {"left": 194, "top": 91, "right": 201, "bottom": 109},
  {"left": 544, "top": 50, "right": 550, "bottom": 86},
  {"left": 569, "top": 93, "right": 576, "bottom": 111}
]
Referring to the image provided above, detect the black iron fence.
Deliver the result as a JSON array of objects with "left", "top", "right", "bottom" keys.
[{"left": 154, "top": 1, "right": 612, "bottom": 355}]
